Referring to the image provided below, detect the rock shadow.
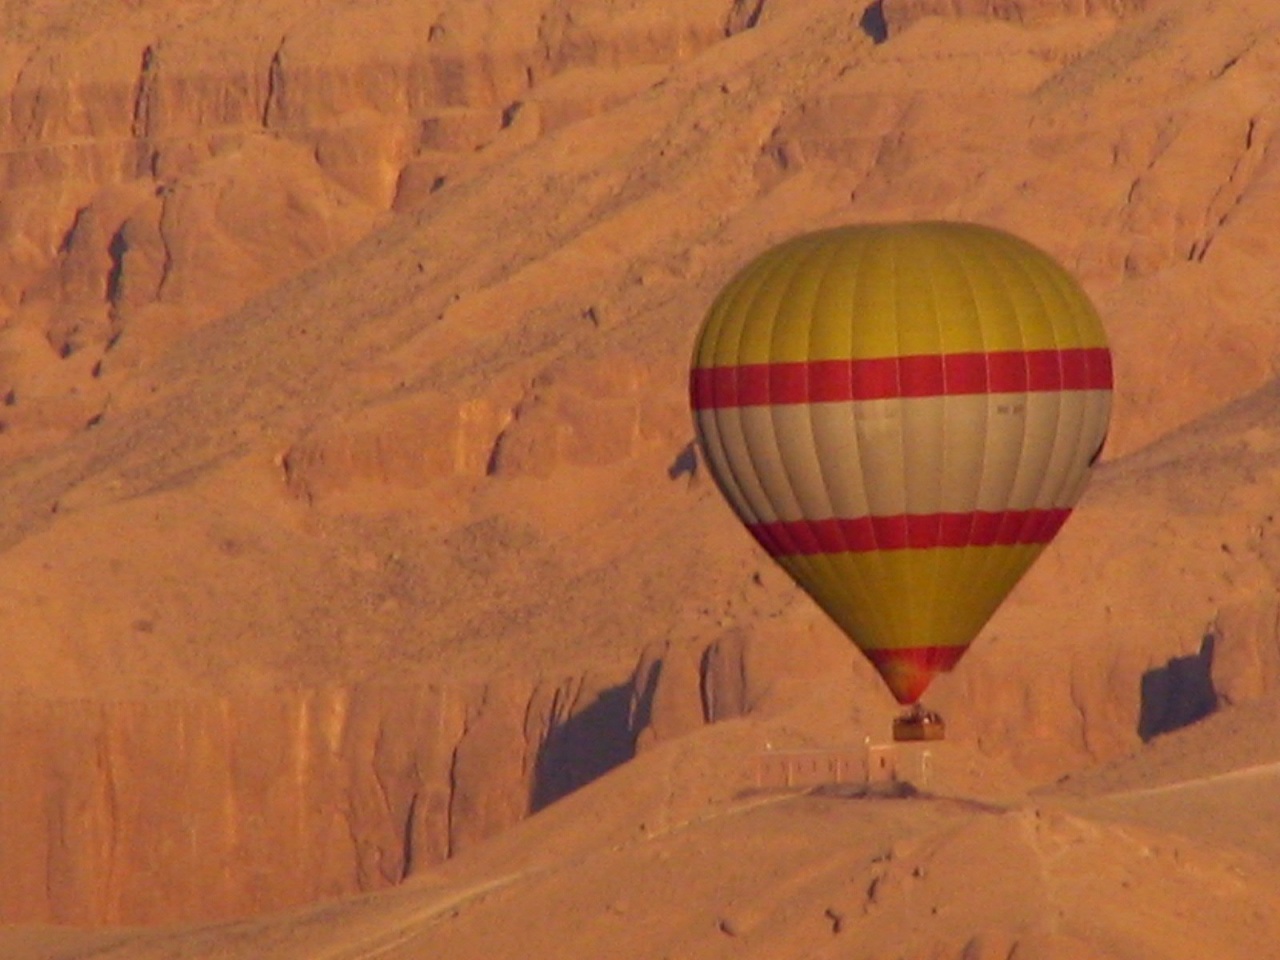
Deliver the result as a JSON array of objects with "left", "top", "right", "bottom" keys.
[
  {"left": 860, "top": 1, "right": 888, "bottom": 44},
  {"left": 531, "top": 683, "right": 635, "bottom": 812},
  {"left": 1137, "top": 631, "right": 1218, "bottom": 741},
  {"left": 668, "top": 441, "right": 698, "bottom": 480}
]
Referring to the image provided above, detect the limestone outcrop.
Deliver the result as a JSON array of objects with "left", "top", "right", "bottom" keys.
[
  {"left": 3, "top": 0, "right": 1280, "bottom": 940},
  {"left": 0, "top": 674, "right": 641, "bottom": 924}
]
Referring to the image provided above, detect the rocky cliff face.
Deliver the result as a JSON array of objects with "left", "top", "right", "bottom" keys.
[
  {"left": 0, "top": 673, "right": 640, "bottom": 924},
  {"left": 0, "top": 5, "right": 731, "bottom": 918},
  {"left": 879, "top": 0, "right": 1160, "bottom": 35},
  {"left": 5, "top": 0, "right": 1280, "bottom": 933},
  {"left": 0, "top": 0, "right": 734, "bottom": 463}
]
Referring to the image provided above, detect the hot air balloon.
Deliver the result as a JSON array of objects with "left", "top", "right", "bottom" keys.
[{"left": 689, "top": 222, "right": 1112, "bottom": 740}]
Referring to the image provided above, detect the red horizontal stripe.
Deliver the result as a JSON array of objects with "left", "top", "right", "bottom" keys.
[
  {"left": 746, "top": 508, "right": 1071, "bottom": 555},
  {"left": 690, "top": 348, "right": 1112, "bottom": 409}
]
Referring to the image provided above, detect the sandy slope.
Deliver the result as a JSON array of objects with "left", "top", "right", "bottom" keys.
[{"left": 11, "top": 714, "right": 1280, "bottom": 960}]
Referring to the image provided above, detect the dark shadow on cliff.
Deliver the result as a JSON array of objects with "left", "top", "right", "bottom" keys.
[
  {"left": 860, "top": 1, "right": 888, "bottom": 44},
  {"left": 531, "top": 683, "right": 636, "bottom": 812},
  {"left": 668, "top": 441, "right": 698, "bottom": 480},
  {"left": 1138, "top": 632, "right": 1218, "bottom": 741}
]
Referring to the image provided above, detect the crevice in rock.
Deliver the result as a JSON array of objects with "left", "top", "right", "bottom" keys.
[
  {"left": 263, "top": 43, "right": 285, "bottom": 128},
  {"left": 445, "top": 739, "right": 463, "bottom": 860},
  {"left": 629, "top": 658, "right": 663, "bottom": 736},
  {"left": 725, "top": 0, "right": 768, "bottom": 36},
  {"left": 106, "top": 227, "right": 127, "bottom": 305},
  {"left": 131, "top": 45, "right": 155, "bottom": 140},
  {"left": 401, "top": 792, "right": 419, "bottom": 880}
]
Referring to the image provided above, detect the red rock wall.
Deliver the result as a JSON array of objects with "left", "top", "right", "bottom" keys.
[
  {"left": 0, "top": 675, "right": 634, "bottom": 924},
  {"left": 880, "top": 0, "right": 1160, "bottom": 34}
]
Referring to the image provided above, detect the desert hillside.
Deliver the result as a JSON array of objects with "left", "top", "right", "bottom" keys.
[{"left": 3, "top": 0, "right": 1280, "bottom": 955}]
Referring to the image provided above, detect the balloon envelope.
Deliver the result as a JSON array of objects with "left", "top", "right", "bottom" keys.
[{"left": 690, "top": 222, "right": 1112, "bottom": 704}]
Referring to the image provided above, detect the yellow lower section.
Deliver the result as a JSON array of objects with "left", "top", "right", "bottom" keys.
[{"left": 775, "top": 543, "right": 1047, "bottom": 655}]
